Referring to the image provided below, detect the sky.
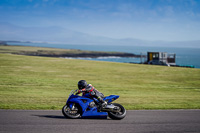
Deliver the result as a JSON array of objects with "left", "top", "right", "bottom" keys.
[{"left": 0, "top": 0, "right": 200, "bottom": 42}]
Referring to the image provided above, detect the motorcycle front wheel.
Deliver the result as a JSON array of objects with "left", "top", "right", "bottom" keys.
[
  {"left": 62, "top": 104, "right": 81, "bottom": 119},
  {"left": 108, "top": 103, "right": 126, "bottom": 120}
]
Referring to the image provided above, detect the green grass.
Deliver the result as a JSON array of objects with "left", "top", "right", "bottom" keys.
[{"left": 0, "top": 47, "right": 200, "bottom": 110}]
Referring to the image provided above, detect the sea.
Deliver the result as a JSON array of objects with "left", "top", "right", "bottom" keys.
[{"left": 7, "top": 42, "right": 200, "bottom": 69}]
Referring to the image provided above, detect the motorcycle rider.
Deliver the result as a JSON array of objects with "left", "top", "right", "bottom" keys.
[{"left": 76, "top": 80, "right": 107, "bottom": 109}]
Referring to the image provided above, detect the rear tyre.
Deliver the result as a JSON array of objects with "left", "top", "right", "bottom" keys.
[
  {"left": 62, "top": 104, "right": 81, "bottom": 119},
  {"left": 108, "top": 103, "right": 126, "bottom": 120}
]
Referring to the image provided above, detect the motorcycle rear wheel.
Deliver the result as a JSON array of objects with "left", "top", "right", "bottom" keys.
[
  {"left": 108, "top": 103, "right": 126, "bottom": 120},
  {"left": 62, "top": 104, "right": 81, "bottom": 119}
]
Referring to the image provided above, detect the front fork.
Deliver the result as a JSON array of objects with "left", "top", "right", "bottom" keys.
[
  {"left": 68, "top": 103, "right": 76, "bottom": 110},
  {"left": 67, "top": 103, "right": 78, "bottom": 114}
]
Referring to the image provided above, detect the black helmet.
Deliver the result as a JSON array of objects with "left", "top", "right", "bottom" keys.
[{"left": 78, "top": 80, "right": 87, "bottom": 90}]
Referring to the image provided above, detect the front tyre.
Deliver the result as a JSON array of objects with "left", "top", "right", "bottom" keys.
[
  {"left": 108, "top": 103, "right": 126, "bottom": 120},
  {"left": 62, "top": 104, "right": 81, "bottom": 119}
]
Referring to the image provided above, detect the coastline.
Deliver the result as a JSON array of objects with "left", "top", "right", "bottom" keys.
[
  {"left": 0, "top": 44, "right": 144, "bottom": 58},
  {"left": 18, "top": 52, "right": 142, "bottom": 58}
]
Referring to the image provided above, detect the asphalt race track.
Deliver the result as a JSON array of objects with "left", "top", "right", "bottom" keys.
[{"left": 0, "top": 110, "right": 200, "bottom": 133}]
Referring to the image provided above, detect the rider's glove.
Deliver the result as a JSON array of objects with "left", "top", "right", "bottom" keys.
[{"left": 75, "top": 90, "right": 82, "bottom": 95}]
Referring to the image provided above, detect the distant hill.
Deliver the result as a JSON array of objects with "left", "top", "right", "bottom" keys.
[{"left": 0, "top": 22, "right": 200, "bottom": 48}]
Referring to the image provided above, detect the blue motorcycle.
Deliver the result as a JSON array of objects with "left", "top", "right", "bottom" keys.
[{"left": 62, "top": 90, "right": 126, "bottom": 120}]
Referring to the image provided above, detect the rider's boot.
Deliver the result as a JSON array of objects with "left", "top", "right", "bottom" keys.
[
  {"left": 101, "top": 101, "right": 107, "bottom": 108},
  {"left": 97, "top": 97, "right": 107, "bottom": 112}
]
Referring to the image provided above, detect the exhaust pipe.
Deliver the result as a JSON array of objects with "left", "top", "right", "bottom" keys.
[{"left": 101, "top": 104, "right": 120, "bottom": 112}]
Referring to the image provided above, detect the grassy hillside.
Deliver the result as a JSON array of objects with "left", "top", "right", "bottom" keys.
[
  {"left": 0, "top": 47, "right": 200, "bottom": 110},
  {"left": 0, "top": 45, "right": 105, "bottom": 53},
  {"left": 0, "top": 45, "right": 137, "bottom": 57}
]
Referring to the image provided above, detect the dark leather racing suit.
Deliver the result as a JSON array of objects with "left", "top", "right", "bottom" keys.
[{"left": 77, "top": 84, "right": 105, "bottom": 104}]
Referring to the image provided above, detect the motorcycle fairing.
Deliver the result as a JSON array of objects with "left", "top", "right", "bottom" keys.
[
  {"left": 81, "top": 109, "right": 107, "bottom": 119},
  {"left": 103, "top": 95, "right": 119, "bottom": 103},
  {"left": 67, "top": 94, "right": 107, "bottom": 119}
]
